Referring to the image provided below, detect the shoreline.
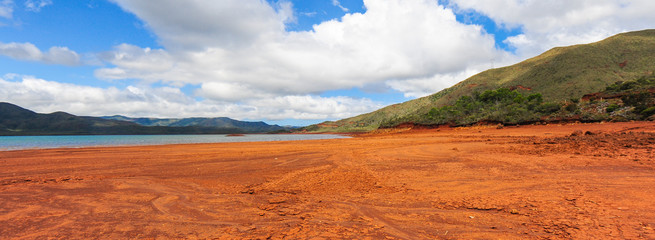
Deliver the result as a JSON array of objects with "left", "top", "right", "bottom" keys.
[{"left": 0, "top": 133, "right": 350, "bottom": 152}]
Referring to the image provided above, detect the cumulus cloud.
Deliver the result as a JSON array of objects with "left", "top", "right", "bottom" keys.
[
  {"left": 386, "top": 67, "right": 488, "bottom": 98},
  {"left": 249, "top": 95, "right": 381, "bottom": 120},
  {"left": 25, "top": 0, "right": 52, "bottom": 12},
  {"left": 0, "top": 42, "right": 80, "bottom": 65},
  {"left": 449, "top": 0, "right": 655, "bottom": 57},
  {"left": 102, "top": 0, "right": 501, "bottom": 102},
  {"left": 96, "top": 44, "right": 174, "bottom": 81},
  {"left": 0, "top": 75, "right": 381, "bottom": 121},
  {"left": 109, "top": 0, "right": 285, "bottom": 50}
]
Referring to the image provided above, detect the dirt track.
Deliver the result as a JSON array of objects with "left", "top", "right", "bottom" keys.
[{"left": 1, "top": 121, "right": 655, "bottom": 239}]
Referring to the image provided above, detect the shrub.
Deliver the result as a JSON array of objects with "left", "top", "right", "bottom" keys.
[
  {"left": 565, "top": 103, "right": 578, "bottom": 112},
  {"left": 621, "top": 93, "right": 651, "bottom": 107},
  {"left": 606, "top": 104, "right": 620, "bottom": 113},
  {"left": 640, "top": 107, "right": 655, "bottom": 118},
  {"left": 535, "top": 103, "right": 561, "bottom": 114}
]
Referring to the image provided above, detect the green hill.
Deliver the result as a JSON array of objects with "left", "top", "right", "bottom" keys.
[
  {"left": 304, "top": 29, "right": 655, "bottom": 132},
  {"left": 0, "top": 102, "right": 247, "bottom": 135},
  {"left": 101, "top": 116, "right": 288, "bottom": 133}
]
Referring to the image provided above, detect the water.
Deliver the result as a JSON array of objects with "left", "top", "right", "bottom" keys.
[{"left": 0, "top": 134, "right": 349, "bottom": 151}]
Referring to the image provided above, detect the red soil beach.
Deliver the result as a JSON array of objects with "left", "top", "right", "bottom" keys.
[{"left": 1, "top": 121, "right": 655, "bottom": 239}]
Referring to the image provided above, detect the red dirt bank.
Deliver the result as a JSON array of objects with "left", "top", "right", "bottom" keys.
[{"left": 1, "top": 121, "right": 655, "bottom": 239}]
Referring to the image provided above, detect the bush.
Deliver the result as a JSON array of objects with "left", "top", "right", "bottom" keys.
[
  {"left": 535, "top": 103, "right": 561, "bottom": 114},
  {"left": 565, "top": 103, "right": 578, "bottom": 112},
  {"left": 606, "top": 104, "right": 620, "bottom": 113},
  {"left": 606, "top": 75, "right": 655, "bottom": 92},
  {"left": 622, "top": 93, "right": 651, "bottom": 107},
  {"left": 640, "top": 107, "right": 655, "bottom": 118}
]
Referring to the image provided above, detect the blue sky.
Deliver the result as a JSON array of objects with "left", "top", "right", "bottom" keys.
[{"left": 1, "top": 0, "right": 654, "bottom": 126}]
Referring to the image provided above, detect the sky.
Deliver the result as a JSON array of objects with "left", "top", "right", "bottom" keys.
[{"left": 1, "top": 0, "right": 655, "bottom": 126}]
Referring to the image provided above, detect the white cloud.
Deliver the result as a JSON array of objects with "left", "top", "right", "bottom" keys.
[
  {"left": 386, "top": 68, "right": 487, "bottom": 98},
  {"left": 198, "top": 82, "right": 272, "bottom": 102},
  {"left": 25, "top": 0, "right": 52, "bottom": 12},
  {"left": 248, "top": 95, "right": 381, "bottom": 120},
  {"left": 450, "top": 0, "right": 655, "bottom": 57},
  {"left": 0, "top": 75, "right": 381, "bottom": 121},
  {"left": 42, "top": 46, "right": 80, "bottom": 65},
  {"left": 332, "top": 0, "right": 349, "bottom": 12},
  {"left": 0, "top": 42, "right": 41, "bottom": 60},
  {"left": 102, "top": 0, "right": 501, "bottom": 103},
  {"left": 301, "top": 12, "right": 317, "bottom": 17},
  {"left": 0, "top": 0, "right": 12, "bottom": 19},
  {"left": 275, "top": 0, "right": 296, "bottom": 24},
  {"left": 96, "top": 43, "right": 174, "bottom": 81},
  {"left": 109, "top": 0, "right": 285, "bottom": 51},
  {"left": 0, "top": 42, "right": 80, "bottom": 65}
]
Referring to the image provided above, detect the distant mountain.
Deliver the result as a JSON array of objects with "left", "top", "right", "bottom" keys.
[
  {"left": 1, "top": 102, "right": 132, "bottom": 135},
  {"left": 101, "top": 116, "right": 288, "bottom": 133},
  {"left": 304, "top": 29, "right": 655, "bottom": 132},
  {"left": 0, "top": 102, "right": 276, "bottom": 135}
]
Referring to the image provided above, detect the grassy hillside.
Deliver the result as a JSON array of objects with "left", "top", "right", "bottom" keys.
[{"left": 304, "top": 29, "right": 655, "bottom": 132}]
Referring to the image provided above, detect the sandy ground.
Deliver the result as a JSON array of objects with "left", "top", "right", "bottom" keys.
[{"left": 1, "top": 121, "right": 655, "bottom": 239}]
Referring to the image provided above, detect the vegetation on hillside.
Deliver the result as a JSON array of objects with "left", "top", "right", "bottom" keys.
[
  {"left": 579, "top": 74, "right": 655, "bottom": 121},
  {"left": 421, "top": 88, "right": 560, "bottom": 126},
  {"left": 379, "top": 75, "right": 655, "bottom": 128},
  {"left": 303, "top": 29, "right": 655, "bottom": 132}
]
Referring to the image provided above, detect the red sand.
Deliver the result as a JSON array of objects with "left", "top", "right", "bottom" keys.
[{"left": 1, "top": 121, "right": 655, "bottom": 239}]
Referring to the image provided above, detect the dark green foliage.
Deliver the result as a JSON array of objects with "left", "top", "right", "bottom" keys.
[
  {"left": 535, "top": 103, "right": 561, "bottom": 114},
  {"left": 606, "top": 104, "right": 620, "bottom": 112},
  {"left": 641, "top": 107, "right": 655, "bottom": 118},
  {"left": 621, "top": 92, "right": 655, "bottom": 119},
  {"left": 426, "top": 88, "right": 561, "bottom": 125},
  {"left": 621, "top": 92, "right": 651, "bottom": 106},
  {"left": 564, "top": 103, "right": 578, "bottom": 112},
  {"left": 605, "top": 75, "right": 655, "bottom": 92},
  {"left": 593, "top": 75, "right": 655, "bottom": 119}
]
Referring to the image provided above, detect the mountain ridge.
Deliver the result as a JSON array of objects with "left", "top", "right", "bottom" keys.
[
  {"left": 0, "top": 102, "right": 287, "bottom": 135},
  {"left": 101, "top": 115, "right": 288, "bottom": 133}
]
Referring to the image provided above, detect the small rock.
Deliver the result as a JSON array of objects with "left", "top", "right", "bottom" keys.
[
  {"left": 510, "top": 209, "right": 520, "bottom": 214},
  {"left": 241, "top": 189, "right": 255, "bottom": 194},
  {"left": 570, "top": 130, "right": 583, "bottom": 137}
]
